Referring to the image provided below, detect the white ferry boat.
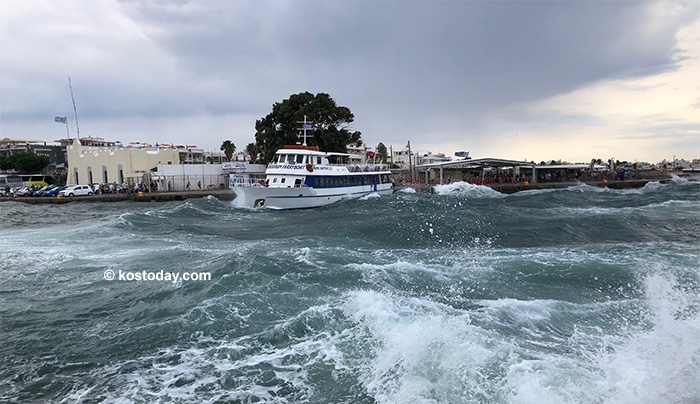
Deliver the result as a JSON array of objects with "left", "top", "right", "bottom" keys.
[{"left": 231, "top": 145, "right": 393, "bottom": 209}]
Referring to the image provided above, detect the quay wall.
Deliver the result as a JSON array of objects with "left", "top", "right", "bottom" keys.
[
  {"left": 0, "top": 189, "right": 235, "bottom": 204},
  {"left": 395, "top": 179, "right": 675, "bottom": 194},
  {"left": 2, "top": 178, "right": 687, "bottom": 204}
]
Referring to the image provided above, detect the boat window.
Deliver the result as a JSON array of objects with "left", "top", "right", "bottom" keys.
[
  {"left": 286, "top": 155, "right": 295, "bottom": 164},
  {"left": 294, "top": 178, "right": 302, "bottom": 187},
  {"left": 281, "top": 177, "right": 286, "bottom": 183},
  {"left": 317, "top": 156, "right": 322, "bottom": 164},
  {"left": 273, "top": 177, "right": 277, "bottom": 183},
  {"left": 296, "top": 155, "right": 304, "bottom": 164}
]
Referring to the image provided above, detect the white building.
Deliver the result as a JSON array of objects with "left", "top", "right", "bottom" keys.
[
  {"left": 418, "top": 152, "right": 452, "bottom": 165},
  {"left": 66, "top": 137, "right": 181, "bottom": 185}
]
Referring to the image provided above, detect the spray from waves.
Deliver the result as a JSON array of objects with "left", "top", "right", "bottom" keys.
[
  {"left": 341, "top": 289, "right": 611, "bottom": 404},
  {"left": 670, "top": 175, "right": 690, "bottom": 185},
  {"left": 433, "top": 182, "right": 504, "bottom": 198},
  {"left": 340, "top": 268, "right": 700, "bottom": 404},
  {"left": 397, "top": 187, "right": 417, "bottom": 194},
  {"left": 595, "top": 274, "right": 700, "bottom": 404}
]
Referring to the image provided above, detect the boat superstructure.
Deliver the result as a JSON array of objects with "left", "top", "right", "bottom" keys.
[{"left": 231, "top": 145, "right": 393, "bottom": 209}]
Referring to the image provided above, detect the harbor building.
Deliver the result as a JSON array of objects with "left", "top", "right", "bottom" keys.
[{"left": 65, "top": 137, "right": 180, "bottom": 185}]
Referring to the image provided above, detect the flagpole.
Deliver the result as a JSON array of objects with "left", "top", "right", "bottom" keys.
[
  {"left": 65, "top": 121, "right": 70, "bottom": 139},
  {"left": 68, "top": 76, "right": 80, "bottom": 139}
]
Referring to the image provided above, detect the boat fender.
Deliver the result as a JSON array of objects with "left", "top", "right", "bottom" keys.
[
  {"left": 364, "top": 166, "right": 369, "bottom": 172},
  {"left": 355, "top": 165, "right": 360, "bottom": 172},
  {"left": 306, "top": 164, "right": 313, "bottom": 172},
  {"left": 374, "top": 166, "right": 380, "bottom": 171}
]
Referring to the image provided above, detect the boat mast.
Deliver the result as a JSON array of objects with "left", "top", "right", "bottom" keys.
[
  {"left": 296, "top": 115, "right": 314, "bottom": 146},
  {"left": 68, "top": 76, "right": 80, "bottom": 139}
]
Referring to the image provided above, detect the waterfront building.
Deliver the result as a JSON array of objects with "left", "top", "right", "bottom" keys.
[
  {"left": 0, "top": 138, "right": 67, "bottom": 167},
  {"left": 65, "top": 137, "right": 180, "bottom": 185}
]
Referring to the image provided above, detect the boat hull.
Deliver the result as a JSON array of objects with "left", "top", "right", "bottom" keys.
[{"left": 232, "top": 184, "right": 393, "bottom": 210}]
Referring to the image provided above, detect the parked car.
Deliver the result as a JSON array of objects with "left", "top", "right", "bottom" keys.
[
  {"left": 14, "top": 187, "right": 32, "bottom": 196},
  {"left": 59, "top": 185, "right": 94, "bottom": 197},
  {"left": 30, "top": 185, "right": 52, "bottom": 196},
  {"left": 44, "top": 186, "right": 67, "bottom": 197}
]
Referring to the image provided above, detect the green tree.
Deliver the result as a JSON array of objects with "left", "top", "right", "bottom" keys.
[
  {"left": 376, "top": 142, "right": 389, "bottom": 163},
  {"left": 245, "top": 142, "right": 260, "bottom": 163},
  {"left": 220, "top": 140, "right": 236, "bottom": 162},
  {"left": 254, "top": 92, "right": 363, "bottom": 163},
  {"left": 0, "top": 153, "right": 50, "bottom": 173}
]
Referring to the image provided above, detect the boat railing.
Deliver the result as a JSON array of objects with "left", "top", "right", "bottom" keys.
[
  {"left": 267, "top": 162, "right": 390, "bottom": 172},
  {"left": 229, "top": 175, "right": 266, "bottom": 187},
  {"left": 344, "top": 164, "right": 390, "bottom": 173}
]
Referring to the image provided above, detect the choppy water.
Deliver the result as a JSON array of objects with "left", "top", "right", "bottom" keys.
[{"left": 1, "top": 178, "right": 699, "bottom": 404}]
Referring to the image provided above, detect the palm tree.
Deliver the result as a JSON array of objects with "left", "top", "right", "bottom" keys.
[
  {"left": 245, "top": 143, "right": 259, "bottom": 163},
  {"left": 220, "top": 140, "right": 236, "bottom": 162}
]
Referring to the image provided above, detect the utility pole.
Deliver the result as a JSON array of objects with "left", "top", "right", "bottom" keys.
[{"left": 407, "top": 141, "right": 412, "bottom": 183}]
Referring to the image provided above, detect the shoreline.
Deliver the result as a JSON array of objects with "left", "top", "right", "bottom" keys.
[{"left": 1, "top": 177, "right": 692, "bottom": 204}]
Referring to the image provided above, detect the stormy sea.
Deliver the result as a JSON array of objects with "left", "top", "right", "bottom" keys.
[{"left": 1, "top": 178, "right": 698, "bottom": 404}]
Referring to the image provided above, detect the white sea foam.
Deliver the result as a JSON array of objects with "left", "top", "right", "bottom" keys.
[
  {"left": 433, "top": 181, "right": 505, "bottom": 198},
  {"left": 340, "top": 265, "right": 700, "bottom": 404},
  {"left": 360, "top": 192, "right": 382, "bottom": 200},
  {"left": 397, "top": 187, "right": 417, "bottom": 194},
  {"left": 596, "top": 274, "right": 700, "bottom": 404},
  {"left": 60, "top": 302, "right": 350, "bottom": 404}
]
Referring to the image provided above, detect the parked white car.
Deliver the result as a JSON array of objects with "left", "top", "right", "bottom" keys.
[{"left": 59, "top": 185, "right": 94, "bottom": 197}]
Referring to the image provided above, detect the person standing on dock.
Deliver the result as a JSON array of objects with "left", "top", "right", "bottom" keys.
[
  {"left": 186, "top": 181, "right": 191, "bottom": 190},
  {"left": 197, "top": 181, "right": 202, "bottom": 190}
]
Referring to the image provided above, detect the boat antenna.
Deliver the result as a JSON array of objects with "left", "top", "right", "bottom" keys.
[
  {"left": 296, "top": 115, "right": 314, "bottom": 146},
  {"left": 68, "top": 76, "right": 80, "bottom": 139}
]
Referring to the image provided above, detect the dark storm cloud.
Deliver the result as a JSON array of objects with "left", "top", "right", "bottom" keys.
[{"left": 106, "top": 0, "right": 698, "bottom": 138}]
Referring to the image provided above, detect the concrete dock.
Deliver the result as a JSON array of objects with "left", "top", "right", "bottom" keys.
[
  {"left": 0, "top": 189, "right": 236, "bottom": 204},
  {"left": 1, "top": 178, "right": 684, "bottom": 205},
  {"left": 395, "top": 178, "right": 675, "bottom": 194}
]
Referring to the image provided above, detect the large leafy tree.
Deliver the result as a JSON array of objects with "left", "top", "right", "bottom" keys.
[
  {"left": 376, "top": 142, "right": 389, "bottom": 163},
  {"left": 0, "top": 153, "right": 50, "bottom": 173},
  {"left": 254, "top": 92, "right": 363, "bottom": 163},
  {"left": 220, "top": 140, "right": 236, "bottom": 161}
]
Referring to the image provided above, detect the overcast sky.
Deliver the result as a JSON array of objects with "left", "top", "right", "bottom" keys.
[{"left": 1, "top": 0, "right": 698, "bottom": 163}]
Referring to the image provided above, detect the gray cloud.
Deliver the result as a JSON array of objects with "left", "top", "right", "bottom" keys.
[{"left": 1, "top": 0, "right": 698, "bottom": 156}]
